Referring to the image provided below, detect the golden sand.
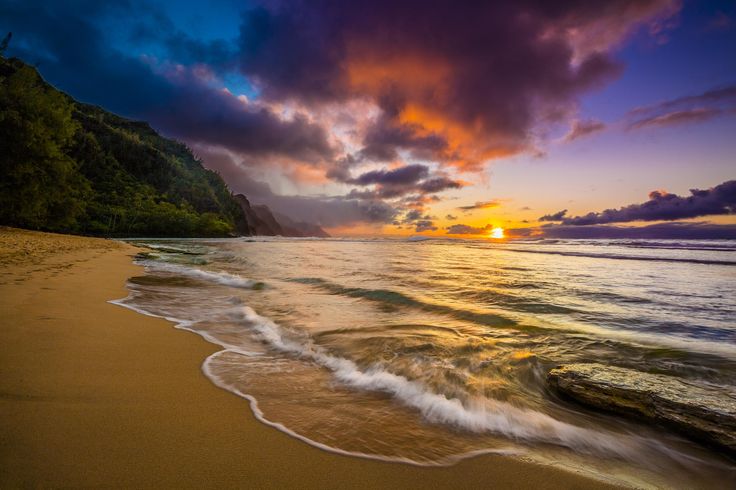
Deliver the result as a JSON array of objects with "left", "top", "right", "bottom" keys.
[{"left": 0, "top": 227, "right": 618, "bottom": 488}]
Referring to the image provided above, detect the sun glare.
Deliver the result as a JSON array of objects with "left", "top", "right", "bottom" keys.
[{"left": 489, "top": 227, "right": 505, "bottom": 239}]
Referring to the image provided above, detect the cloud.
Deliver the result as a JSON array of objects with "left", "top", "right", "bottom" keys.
[
  {"left": 627, "top": 84, "right": 736, "bottom": 130},
  {"left": 234, "top": 0, "right": 679, "bottom": 169},
  {"left": 628, "top": 108, "right": 723, "bottom": 130},
  {"left": 539, "top": 209, "right": 568, "bottom": 221},
  {"left": 508, "top": 222, "right": 736, "bottom": 240},
  {"left": 445, "top": 214, "right": 457, "bottom": 220},
  {"left": 630, "top": 85, "right": 736, "bottom": 116},
  {"left": 446, "top": 224, "right": 493, "bottom": 235},
  {"left": 414, "top": 220, "right": 437, "bottom": 232},
  {"left": 553, "top": 180, "right": 735, "bottom": 225},
  {"left": 404, "top": 209, "right": 423, "bottom": 222},
  {"left": 564, "top": 119, "right": 606, "bottom": 141},
  {"left": 457, "top": 200, "right": 502, "bottom": 211},
  {"left": 343, "top": 164, "right": 464, "bottom": 200},
  {"left": 347, "top": 164, "right": 428, "bottom": 186}
]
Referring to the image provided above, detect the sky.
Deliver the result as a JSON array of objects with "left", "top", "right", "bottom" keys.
[{"left": 1, "top": 0, "right": 735, "bottom": 238}]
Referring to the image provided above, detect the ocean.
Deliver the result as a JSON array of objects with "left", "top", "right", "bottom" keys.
[{"left": 113, "top": 237, "right": 736, "bottom": 488}]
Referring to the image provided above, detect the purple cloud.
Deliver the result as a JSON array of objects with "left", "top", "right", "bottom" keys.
[
  {"left": 628, "top": 84, "right": 736, "bottom": 130},
  {"left": 510, "top": 222, "right": 736, "bottom": 240},
  {"left": 549, "top": 181, "right": 735, "bottom": 225}
]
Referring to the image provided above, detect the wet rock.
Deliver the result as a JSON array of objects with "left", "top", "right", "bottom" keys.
[{"left": 548, "top": 363, "right": 736, "bottom": 454}]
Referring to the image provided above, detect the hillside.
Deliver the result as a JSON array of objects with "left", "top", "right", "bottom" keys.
[{"left": 0, "top": 55, "right": 247, "bottom": 237}]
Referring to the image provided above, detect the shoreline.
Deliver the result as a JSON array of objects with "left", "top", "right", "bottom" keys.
[{"left": 0, "top": 227, "right": 618, "bottom": 488}]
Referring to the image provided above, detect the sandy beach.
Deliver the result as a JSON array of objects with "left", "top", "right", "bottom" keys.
[{"left": 0, "top": 227, "right": 617, "bottom": 489}]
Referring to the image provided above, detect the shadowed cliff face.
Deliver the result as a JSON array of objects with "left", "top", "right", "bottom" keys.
[{"left": 234, "top": 194, "right": 329, "bottom": 237}]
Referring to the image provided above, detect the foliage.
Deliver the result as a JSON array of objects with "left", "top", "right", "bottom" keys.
[{"left": 0, "top": 56, "right": 245, "bottom": 236}]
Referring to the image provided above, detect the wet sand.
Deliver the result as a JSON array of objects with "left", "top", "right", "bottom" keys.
[{"left": 0, "top": 227, "right": 618, "bottom": 488}]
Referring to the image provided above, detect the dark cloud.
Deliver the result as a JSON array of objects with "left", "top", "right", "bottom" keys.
[
  {"left": 0, "top": 1, "right": 335, "bottom": 165},
  {"left": 628, "top": 84, "right": 736, "bottom": 130},
  {"left": 539, "top": 209, "right": 568, "bottom": 221},
  {"left": 458, "top": 200, "right": 502, "bottom": 211},
  {"left": 446, "top": 224, "right": 493, "bottom": 235},
  {"left": 343, "top": 164, "right": 463, "bottom": 200},
  {"left": 236, "top": 0, "right": 678, "bottom": 169},
  {"left": 555, "top": 180, "right": 735, "bottom": 225},
  {"left": 347, "top": 164, "right": 428, "bottom": 186},
  {"left": 446, "top": 214, "right": 458, "bottom": 220},
  {"left": 418, "top": 177, "right": 463, "bottom": 194},
  {"left": 509, "top": 222, "right": 736, "bottom": 240},
  {"left": 564, "top": 119, "right": 606, "bottom": 141},
  {"left": 359, "top": 119, "right": 449, "bottom": 162},
  {"left": 151, "top": 72, "right": 335, "bottom": 162},
  {"left": 414, "top": 220, "right": 437, "bottom": 232}
]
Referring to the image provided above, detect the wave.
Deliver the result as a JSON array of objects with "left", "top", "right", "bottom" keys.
[
  {"left": 110, "top": 283, "right": 679, "bottom": 463},
  {"left": 619, "top": 242, "right": 736, "bottom": 252},
  {"left": 290, "top": 277, "right": 518, "bottom": 328},
  {"left": 211, "top": 306, "right": 687, "bottom": 462},
  {"left": 502, "top": 248, "right": 736, "bottom": 266},
  {"left": 109, "top": 278, "right": 715, "bottom": 478},
  {"left": 139, "top": 260, "right": 263, "bottom": 289}
]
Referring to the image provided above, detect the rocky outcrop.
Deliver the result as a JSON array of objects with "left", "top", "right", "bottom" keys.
[
  {"left": 548, "top": 363, "right": 736, "bottom": 454},
  {"left": 234, "top": 194, "right": 330, "bottom": 237}
]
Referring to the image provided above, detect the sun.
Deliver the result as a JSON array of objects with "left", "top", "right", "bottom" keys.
[{"left": 489, "top": 227, "right": 505, "bottom": 239}]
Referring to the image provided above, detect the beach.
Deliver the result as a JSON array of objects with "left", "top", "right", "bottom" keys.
[{"left": 0, "top": 227, "right": 615, "bottom": 489}]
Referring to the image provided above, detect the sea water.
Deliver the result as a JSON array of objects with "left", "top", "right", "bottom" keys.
[{"left": 113, "top": 237, "right": 736, "bottom": 488}]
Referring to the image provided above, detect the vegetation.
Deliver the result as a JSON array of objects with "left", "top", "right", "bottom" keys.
[{"left": 0, "top": 55, "right": 245, "bottom": 236}]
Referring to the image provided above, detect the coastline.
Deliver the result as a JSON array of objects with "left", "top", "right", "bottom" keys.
[{"left": 0, "top": 228, "right": 618, "bottom": 489}]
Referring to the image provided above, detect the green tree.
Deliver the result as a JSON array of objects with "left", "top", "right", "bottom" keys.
[
  {"left": 0, "top": 61, "right": 89, "bottom": 230},
  {"left": 0, "top": 55, "right": 246, "bottom": 237}
]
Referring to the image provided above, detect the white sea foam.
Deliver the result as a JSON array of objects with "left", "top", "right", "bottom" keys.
[
  {"left": 141, "top": 260, "right": 260, "bottom": 289},
  {"left": 231, "top": 305, "right": 674, "bottom": 461}
]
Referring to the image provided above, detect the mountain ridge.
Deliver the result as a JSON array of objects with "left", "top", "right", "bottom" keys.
[{"left": 0, "top": 55, "right": 327, "bottom": 238}]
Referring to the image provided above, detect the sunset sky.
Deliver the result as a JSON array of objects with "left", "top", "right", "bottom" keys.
[{"left": 2, "top": 0, "right": 735, "bottom": 237}]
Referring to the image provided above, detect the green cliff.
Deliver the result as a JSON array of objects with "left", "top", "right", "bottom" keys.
[{"left": 0, "top": 55, "right": 247, "bottom": 237}]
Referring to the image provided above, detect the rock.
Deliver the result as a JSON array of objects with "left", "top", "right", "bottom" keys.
[{"left": 548, "top": 363, "right": 736, "bottom": 454}]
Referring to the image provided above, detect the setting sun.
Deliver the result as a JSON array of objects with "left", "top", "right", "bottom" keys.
[{"left": 489, "top": 227, "right": 505, "bottom": 239}]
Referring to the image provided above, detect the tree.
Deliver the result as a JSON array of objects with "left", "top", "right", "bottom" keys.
[{"left": 0, "top": 61, "right": 89, "bottom": 229}]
